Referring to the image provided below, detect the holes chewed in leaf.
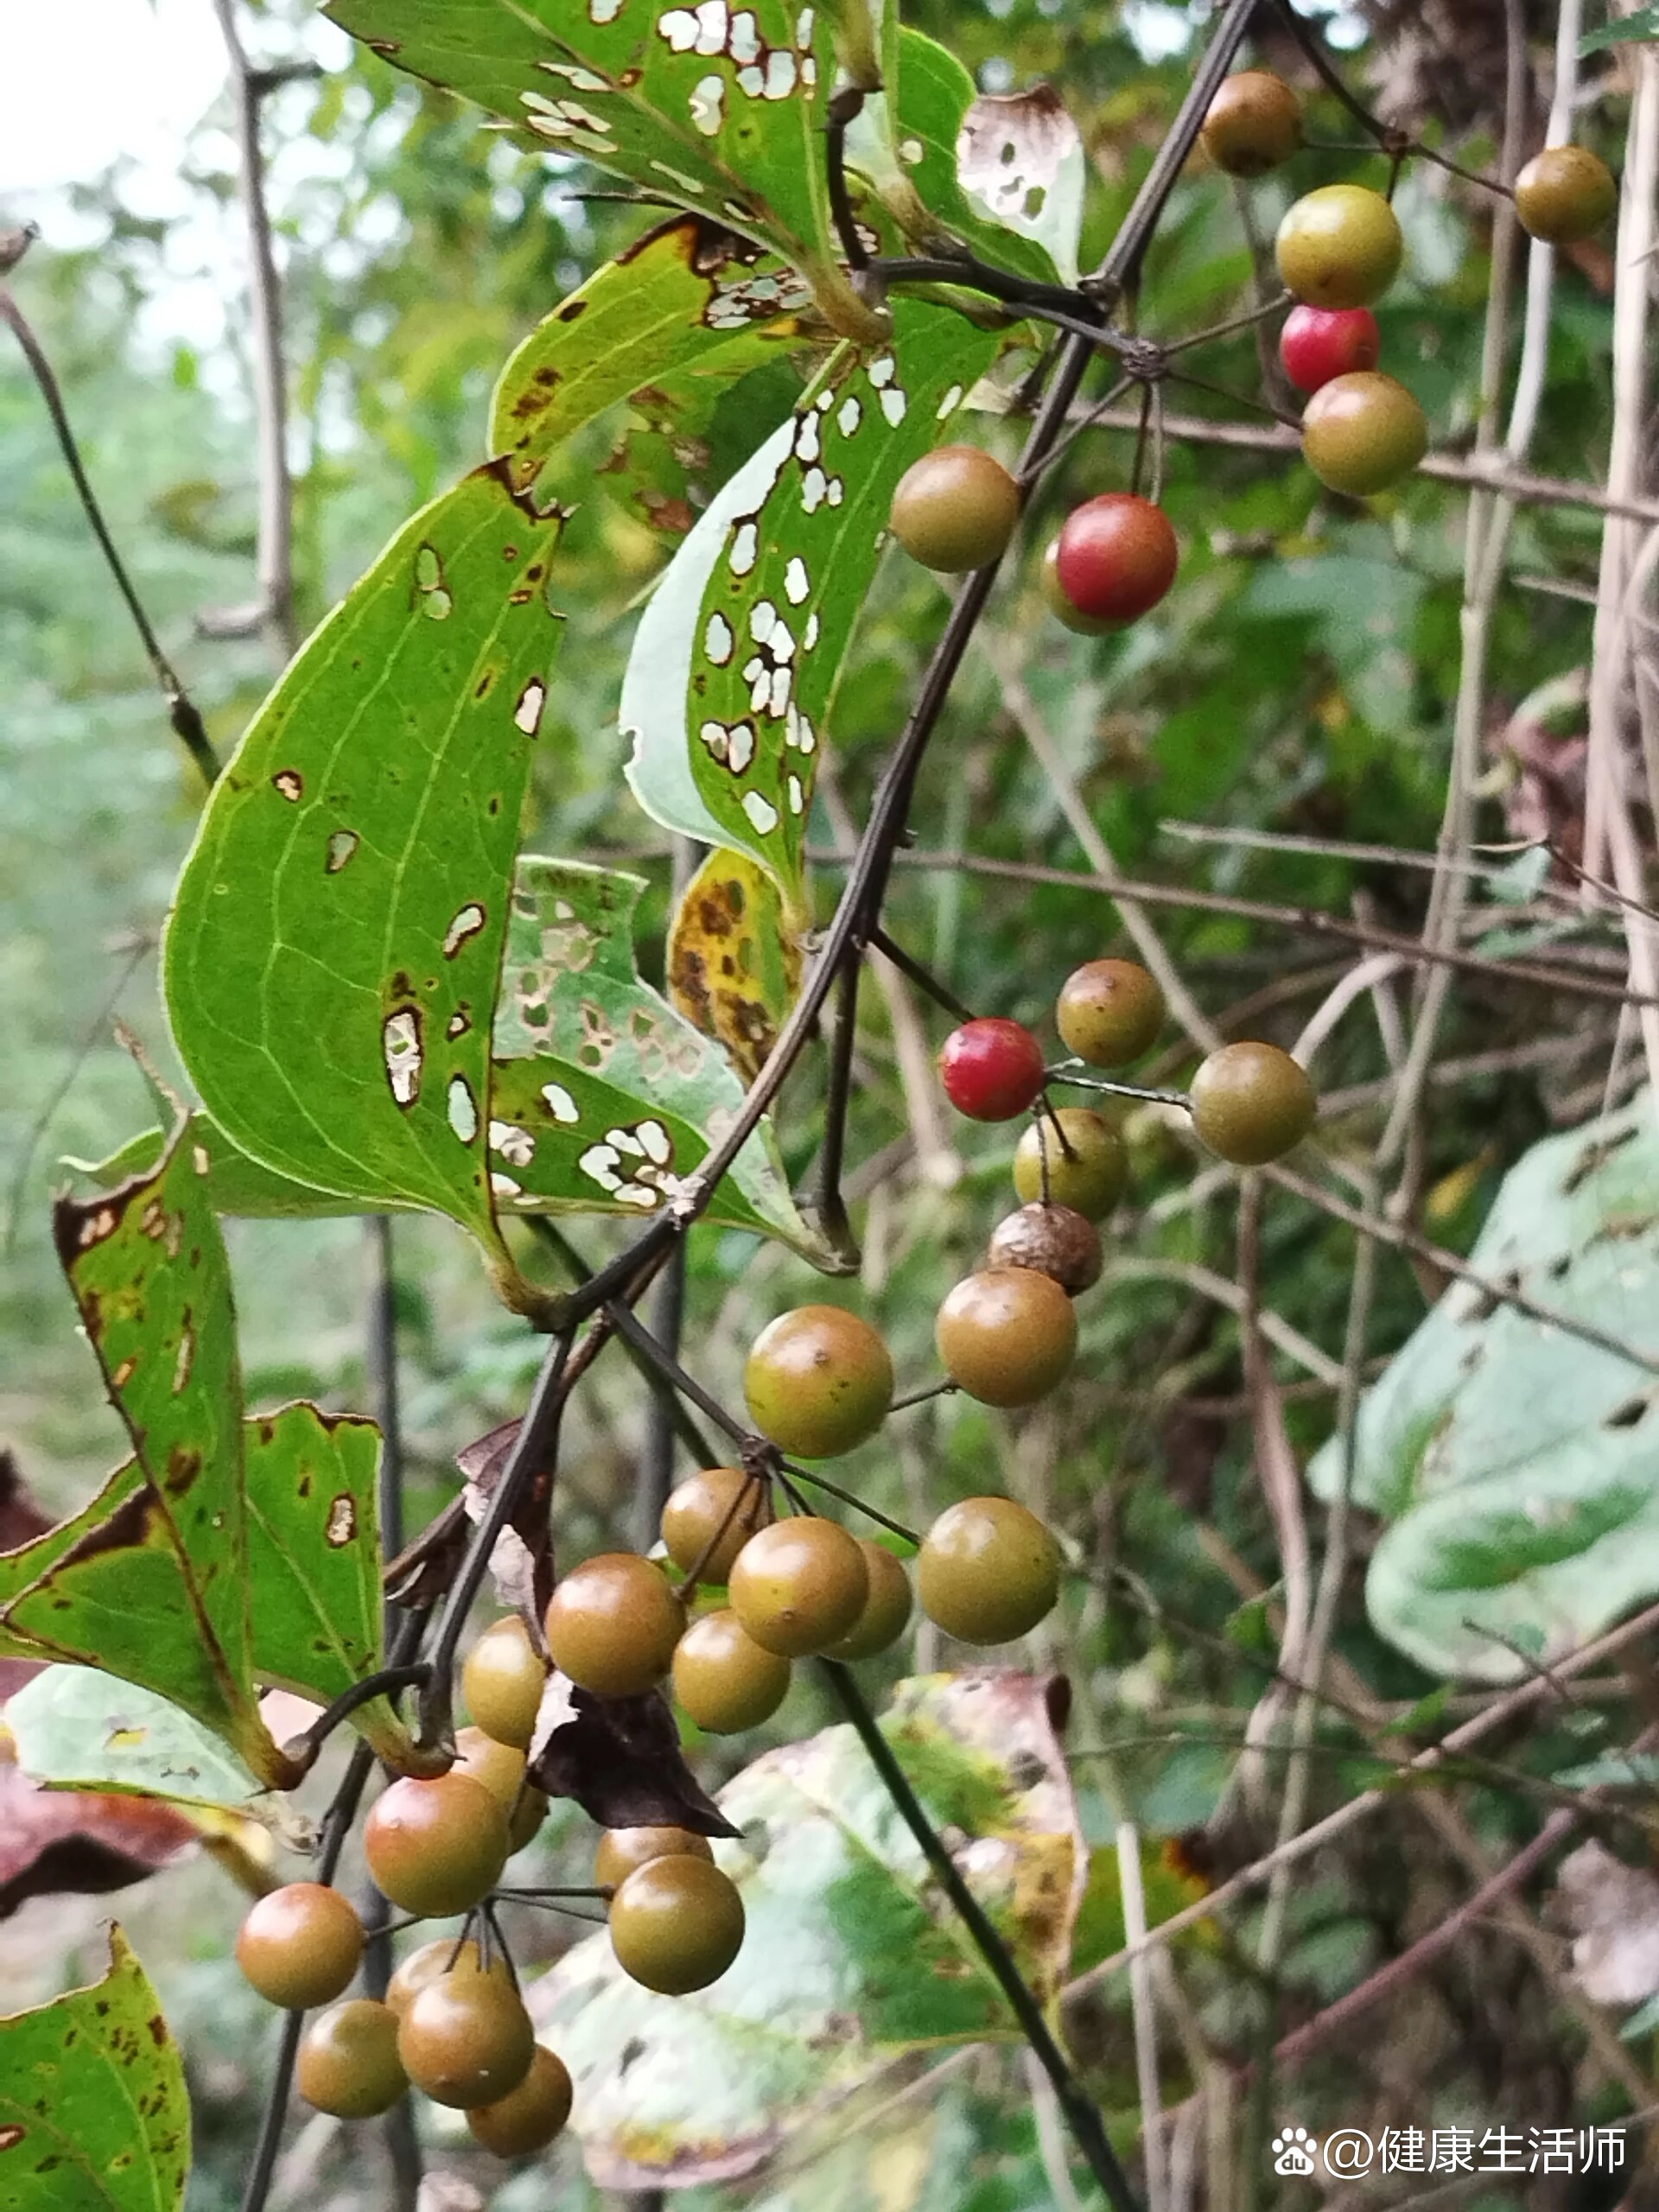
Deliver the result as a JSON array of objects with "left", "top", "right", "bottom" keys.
[
  {"left": 414, "top": 542, "right": 453, "bottom": 620},
  {"left": 447, "top": 1074, "right": 480, "bottom": 1144},
  {"left": 514, "top": 678, "right": 547, "bottom": 734},
  {"left": 272, "top": 770, "right": 303, "bottom": 803},
  {"left": 326, "top": 1495, "right": 357, "bottom": 1547},
  {"left": 383, "top": 1009, "right": 423, "bottom": 1109},
  {"left": 443, "top": 903, "right": 487, "bottom": 959},
  {"left": 325, "top": 830, "right": 359, "bottom": 874}
]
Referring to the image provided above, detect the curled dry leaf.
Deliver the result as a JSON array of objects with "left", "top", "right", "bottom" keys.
[
  {"left": 1554, "top": 1840, "right": 1659, "bottom": 2008},
  {"left": 528, "top": 1673, "right": 737, "bottom": 1840}
]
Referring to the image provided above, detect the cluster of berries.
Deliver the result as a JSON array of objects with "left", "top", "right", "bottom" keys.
[{"left": 887, "top": 71, "right": 1617, "bottom": 609}]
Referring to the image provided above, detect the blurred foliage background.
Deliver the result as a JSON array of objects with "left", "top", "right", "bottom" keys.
[{"left": 1, "top": 0, "right": 1649, "bottom": 2205}]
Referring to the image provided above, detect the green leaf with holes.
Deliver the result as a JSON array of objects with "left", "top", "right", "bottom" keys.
[
  {"left": 326, "top": 0, "right": 874, "bottom": 337},
  {"left": 0, "top": 1132, "right": 290, "bottom": 1788},
  {"left": 489, "top": 213, "right": 810, "bottom": 498},
  {"left": 0, "top": 1928, "right": 189, "bottom": 2211},
  {"left": 6, "top": 1669, "right": 265, "bottom": 1815},
  {"left": 487, "top": 857, "right": 830, "bottom": 1259},
  {"left": 536, "top": 1671, "right": 1089, "bottom": 2190},
  {"left": 163, "top": 465, "right": 563, "bottom": 1313},
  {"left": 845, "top": 29, "right": 1069, "bottom": 283},
  {"left": 1308, "top": 1097, "right": 1659, "bottom": 1682},
  {"left": 622, "top": 297, "right": 1001, "bottom": 909},
  {"left": 2, "top": 1406, "right": 413, "bottom": 1769}
]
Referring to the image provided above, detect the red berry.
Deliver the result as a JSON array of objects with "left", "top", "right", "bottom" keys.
[
  {"left": 1053, "top": 495, "right": 1179, "bottom": 627},
  {"left": 938, "top": 1019, "right": 1046, "bottom": 1122},
  {"left": 1279, "top": 305, "right": 1381, "bottom": 395}
]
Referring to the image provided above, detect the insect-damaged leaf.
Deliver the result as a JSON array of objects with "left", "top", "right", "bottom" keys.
[
  {"left": 488, "top": 856, "right": 829, "bottom": 1257},
  {"left": 535, "top": 1671, "right": 1087, "bottom": 2189},
  {"left": 0, "top": 1927, "right": 189, "bottom": 2212},
  {"left": 1, "top": 1408, "right": 414, "bottom": 1771},
  {"left": 957, "top": 85, "right": 1084, "bottom": 287},
  {"left": 489, "top": 212, "right": 810, "bottom": 501},
  {"left": 326, "top": 0, "right": 875, "bottom": 336},
  {"left": 668, "top": 846, "right": 802, "bottom": 1084},
  {"left": 622, "top": 298, "right": 1000, "bottom": 911},
  {"left": 0, "top": 1135, "right": 293, "bottom": 1789},
  {"left": 1308, "top": 1096, "right": 1659, "bottom": 1683},
  {"left": 164, "top": 465, "right": 562, "bottom": 1311}
]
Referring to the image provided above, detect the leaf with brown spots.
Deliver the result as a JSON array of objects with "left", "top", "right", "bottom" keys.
[
  {"left": 0, "top": 1925, "right": 189, "bottom": 2210},
  {"left": 0, "top": 1131, "right": 292, "bottom": 1790},
  {"left": 536, "top": 1671, "right": 1090, "bottom": 2190},
  {"left": 666, "top": 846, "right": 800, "bottom": 1086},
  {"left": 163, "top": 466, "right": 566, "bottom": 1319}
]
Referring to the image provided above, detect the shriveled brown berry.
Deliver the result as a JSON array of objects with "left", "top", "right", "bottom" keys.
[
  {"left": 467, "top": 2045, "right": 575, "bottom": 2158},
  {"left": 890, "top": 445, "right": 1020, "bottom": 572},
  {"left": 918, "top": 1497, "right": 1061, "bottom": 1644},
  {"left": 672, "top": 1608, "right": 791, "bottom": 1733},
  {"left": 297, "top": 1999, "right": 406, "bottom": 2119},
  {"left": 365, "top": 1772, "right": 509, "bottom": 1919},
  {"left": 1201, "top": 69, "right": 1302, "bottom": 175},
  {"left": 386, "top": 1938, "right": 513, "bottom": 2019},
  {"left": 823, "top": 1541, "right": 913, "bottom": 1661},
  {"left": 236, "top": 1882, "right": 364, "bottom": 2010},
  {"left": 1188, "top": 1040, "right": 1317, "bottom": 1165},
  {"left": 453, "top": 1727, "right": 548, "bottom": 1853},
  {"left": 935, "top": 1267, "right": 1077, "bottom": 1408},
  {"left": 397, "top": 1972, "right": 536, "bottom": 2109},
  {"left": 987, "top": 1203, "right": 1103, "bottom": 1296},
  {"left": 744, "top": 1306, "right": 893, "bottom": 1459},
  {"left": 1516, "top": 144, "right": 1617, "bottom": 244},
  {"left": 1013, "top": 1109, "right": 1127, "bottom": 1221},
  {"left": 543, "top": 1552, "right": 684, "bottom": 1700},
  {"left": 661, "top": 1466, "right": 769, "bottom": 1585},
  {"left": 609, "top": 1855, "right": 745, "bottom": 1994},
  {"left": 461, "top": 1616, "right": 547, "bottom": 1750},
  {"left": 1056, "top": 958, "right": 1165, "bottom": 1067},
  {"left": 728, "top": 1516, "right": 870, "bottom": 1656},
  {"left": 594, "top": 1826, "right": 714, "bottom": 1891}
]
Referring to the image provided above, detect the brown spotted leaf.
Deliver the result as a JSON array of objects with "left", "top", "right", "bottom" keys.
[
  {"left": 163, "top": 465, "right": 564, "bottom": 1315},
  {"left": 0, "top": 1926, "right": 189, "bottom": 2210},
  {"left": 487, "top": 855, "right": 830, "bottom": 1257},
  {"left": 0, "top": 1133, "right": 291, "bottom": 1789},
  {"left": 667, "top": 845, "right": 801, "bottom": 1085},
  {"left": 538, "top": 1672, "right": 1089, "bottom": 2188}
]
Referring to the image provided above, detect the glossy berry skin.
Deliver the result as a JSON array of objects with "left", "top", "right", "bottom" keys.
[
  {"left": 461, "top": 1616, "right": 546, "bottom": 1751},
  {"left": 453, "top": 1728, "right": 548, "bottom": 1853},
  {"left": 609, "top": 1855, "right": 746, "bottom": 1994},
  {"left": 823, "top": 1541, "right": 913, "bottom": 1661},
  {"left": 1279, "top": 304, "right": 1381, "bottom": 395},
  {"left": 938, "top": 1018, "right": 1046, "bottom": 1122},
  {"left": 236, "top": 1882, "right": 364, "bottom": 2010},
  {"left": 1516, "top": 145, "right": 1617, "bottom": 244},
  {"left": 744, "top": 1306, "right": 893, "bottom": 1459},
  {"left": 1188, "top": 1040, "right": 1317, "bottom": 1164},
  {"left": 297, "top": 1999, "right": 407, "bottom": 2119},
  {"left": 1275, "top": 185, "right": 1403, "bottom": 309},
  {"left": 729, "top": 1516, "right": 870, "bottom": 1657},
  {"left": 661, "top": 1465, "right": 767, "bottom": 1585},
  {"left": 1040, "top": 541, "right": 1113, "bottom": 635},
  {"left": 365, "top": 1772, "right": 509, "bottom": 1919},
  {"left": 397, "top": 1974, "right": 535, "bottom": 2109},
  {"left": 543, "top": 1553, "right": 684, "bottom": 1700},
  {"left": 987, "top": 1203, "right": 1103, "bottom": 1297},
  {"left": 1200, "top": 70, "right": 1302, "bottom": 176},
  {"left": 935, "top": 1267, "right": 1077, "bottom": 1408},
  {"left": 1013, "top": 1109, "right": 1128, "bottom": 1221},
  {"left": 1056, "top": 958, "right": 1165, "bottom": 1067},
  {"left": 1053, "top": 494, "right": 1179, "bottom": 626},
  {"left": 918, "top": 1497, "right": 1061, "bottom": 1646},
  {"left": 1301, "top": 371, "right": 1426, "bottom": 497},
  {"left": 467, "top": 2046, "right": 575, "bottom": 2158},
  {"left": 889, "top": 445, "right": 1020, "bottom": 573},
  {"left": 386, "top": 1939, "right": 512, "bottom": 2018},
  {"left": 594, "top": 1826, "right": 714, "bottom": 1891},
  {"left": 672, "top": 1607, "right": 791, "bottom": 1733}
]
